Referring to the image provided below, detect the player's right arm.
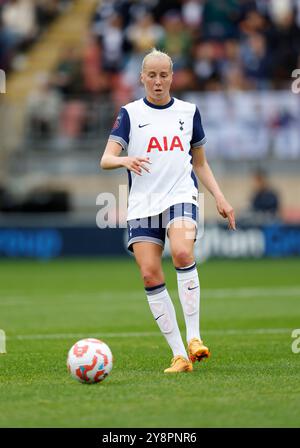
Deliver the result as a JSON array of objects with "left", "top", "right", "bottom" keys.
[
  {"left": 100, "top": 140, "right": 151, "bottom": 176},
  {"left": 100, "top": 106, "right": 151, "bottom": 176}
]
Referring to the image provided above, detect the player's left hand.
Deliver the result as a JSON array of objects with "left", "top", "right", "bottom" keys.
[{"left": 215, "top": 195, "right": 236, "bottom": 230}]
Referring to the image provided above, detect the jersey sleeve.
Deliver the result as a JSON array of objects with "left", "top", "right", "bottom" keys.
[
  {"left": 109, "top": 107, "right": 130, "bottom": 151},
  {"left": 191, "top": 106, "right": 207, "bottom": 148}
]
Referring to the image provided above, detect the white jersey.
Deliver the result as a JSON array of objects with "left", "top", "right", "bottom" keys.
[{"left": 109, "top": 97, "right": 207, "bottom": 221}]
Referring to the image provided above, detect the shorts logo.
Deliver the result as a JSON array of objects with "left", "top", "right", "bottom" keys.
[{"left": 147, "top": 136, "right": 184, "bottom": 152}]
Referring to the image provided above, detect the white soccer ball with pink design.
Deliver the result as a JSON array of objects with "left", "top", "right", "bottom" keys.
[{"left": 67, "top": 338, "right": 113, "bottom": 383}]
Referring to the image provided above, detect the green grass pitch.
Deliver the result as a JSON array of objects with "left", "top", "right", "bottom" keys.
[{"left": 0, "top": 257, "right": 300, "bottom": 428}]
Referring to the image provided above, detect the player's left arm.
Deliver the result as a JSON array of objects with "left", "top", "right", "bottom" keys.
[{"left": 192, "top": 146, "right": 236, "bottom": 230}]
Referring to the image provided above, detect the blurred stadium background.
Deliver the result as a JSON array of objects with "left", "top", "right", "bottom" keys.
[{"left": 0, "top": 0, "right": 300, "bottom": 260}]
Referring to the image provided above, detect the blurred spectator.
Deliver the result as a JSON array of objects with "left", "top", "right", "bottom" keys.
[
  {"left": 268, "top": 10, "right": 300, "bottom": 87},
  {"left": 296, "top": 0, "right": 300, "bottom": 28},
  {"left": 0, "top": 22, "right": 13, "bottom": 71},
  {"left": 240, "top": 33, "right": 272, "bottom": 89},
  {"left": 218, "top": 39, "right": 244, "bottom": 87},
  {"left": 26, "top": 72, "right": 62, "bottom": 141},
  {"left": 0, "top": 0, "right": 74, "bottom": 71},
  {"left": 250, "top": 169, "right": 280, "bottom": 217},
  {"left": 82, "top": 32, "right": 108, "bottom": 94},
  {"left": 268, "top": 0, "right": 294, "bottom": 26},
  {"left": 126, "top": 12, "right": 164, "bottom": 55},
  {"left": 95, "top": 12, "right": 125, "bottom": 74},
  {"left": 53, "top": 47, "right": 83, "bottom": 98},
  {"left": 202, "top": 0, "right": 240, "bottom": 40},
  {"left": 122, "top": 12, "right": 164, "bottom": 96},
  {"left": 0, "top": 0, "right": 37, "bottom": 71},
  {"left": 158, "top": 10, "right": 192, "bottom": 70},
  {"left": 152, "top": 0, "right": 182, "bottom": 21},
  {"left": 2, "top": 0, "right": 37, "bottom": 44},
  {"left": 36, "top": 0, "right": 73, "bottom": 25},
  {"left": 239, "top": 9, "right": 268, "bottom": 36},
  {"left": 59, "top": 99, "right": 87, "bottom": 143},
  {"left": 92, "top": 0, "right": 122, "bottom": 33},
  {"left": 269, "top": 106, "right": 299, "bottom": 159},
  {"left": 192, "top": 40, "right": 221, "bottom": 90},
  {"left": 223, "top": 63, "right": 252, "bottom": 91},
  {"left": 117, "top": 0, "right": 159, "bottom": 27},
  {"left": 181, "top": 0, "right": 204, "bottom": 34}
]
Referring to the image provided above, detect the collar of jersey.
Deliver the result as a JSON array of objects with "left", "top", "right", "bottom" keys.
[{"left": 143, "top": 97, "right": 174, "bottom": 109}]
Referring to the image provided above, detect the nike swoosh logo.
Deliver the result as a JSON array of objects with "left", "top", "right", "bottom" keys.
[
  {"left": 188, "top": 286, "right": 198, "bottom": 291},
  {"left": 138, "top": 123, "right": 150, "bottom": 128},
  {"left": 155, "top": 314, "right": 164, "bottom": 321}
]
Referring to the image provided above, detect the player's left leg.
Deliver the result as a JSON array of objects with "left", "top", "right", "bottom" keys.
[
  {"left": 133, "top": 241, "right": 192, "bottom": 373},
  {"left": 168, "top": 217, "right": 210, "bottom": 363}
]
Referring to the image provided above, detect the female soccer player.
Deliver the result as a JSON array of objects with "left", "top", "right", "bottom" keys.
[{"left": 101, "top": 49, "right": 236, "bottom": 373}]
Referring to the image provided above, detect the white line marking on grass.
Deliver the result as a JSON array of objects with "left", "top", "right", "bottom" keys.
[
  {"left": 2, "top": 286, "right": 300, "bottom": 303},
  {"left": 62, "top": 286, "right": 300, "bottom": 300},
  {"left": 202, "top": 287, "right": 300, "bottom": 299},
  {"left": 8, "top": 328, "right": 292, "bottom": 341},
  {"left": 0, "top": 300, "right": 33, "bottom": 306}
]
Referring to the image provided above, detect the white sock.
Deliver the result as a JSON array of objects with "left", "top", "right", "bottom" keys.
[
  {"left": 176, "top": 262, "right": 201, "bottom": 343},
  {"left": 145, "top": 283, "right": 188, "bottom": 359}
]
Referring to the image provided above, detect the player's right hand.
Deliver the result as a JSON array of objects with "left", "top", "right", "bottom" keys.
[{"left": 122, "top": 157, "right": 151, "bottom": 176}]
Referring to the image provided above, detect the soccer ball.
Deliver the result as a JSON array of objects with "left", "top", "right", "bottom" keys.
[{"left": 67, "top": 338, "right": 113, "bottom": 384}]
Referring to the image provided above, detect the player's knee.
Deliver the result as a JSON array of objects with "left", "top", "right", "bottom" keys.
[
  {"left": 172, "top": 249, "right": 194, "bottom": 268},
  {"left": 140, "top": 265, "right": 163, "bottom": 287}
]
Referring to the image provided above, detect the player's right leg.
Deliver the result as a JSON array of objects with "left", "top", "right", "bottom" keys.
[{"left": 132, "top": 241, "right": 192, "bottom": 373}]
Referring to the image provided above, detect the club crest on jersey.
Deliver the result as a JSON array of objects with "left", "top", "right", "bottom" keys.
[
  {"left": 179, "top": 119, "right": 184, "bottom": 130},
  {"left": 147, "top": 136, "right": 184, "bottom": 152}
]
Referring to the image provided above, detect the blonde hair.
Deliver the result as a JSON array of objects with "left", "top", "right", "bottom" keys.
[{"left": 142, "top": 48, "right": 173, "bottom": 73}]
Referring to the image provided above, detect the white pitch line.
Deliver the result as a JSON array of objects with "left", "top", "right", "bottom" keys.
[
  {"left": 7, "top": 328, "right": 293, "bottom": 341},
  {"left": 0, "top": 301, "right": 34, "bottom": 307},
  {"left": 1, "top": 286, "right": 300, "bottom": 304},
  {"left": 59, "top": 286, "right": 300, "bottom": 300},
  {"left": 202, "top": 287, "right": 300, "bottom": 299}
]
